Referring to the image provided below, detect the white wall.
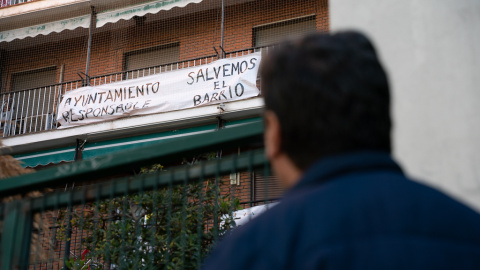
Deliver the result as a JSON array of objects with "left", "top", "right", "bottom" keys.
[{"left": 330, "top": 0, "right": 480, "bottom": 211}]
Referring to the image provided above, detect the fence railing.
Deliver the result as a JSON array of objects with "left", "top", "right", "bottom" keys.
[
  {"left": 0, "top": 0, "right": 34, "bottom": 8},
  {"left": 0, "top": 121, "right": 279, "bottom": 270},
  {"left": 0, "top": 47, "right": 265, "bottom": 138}
]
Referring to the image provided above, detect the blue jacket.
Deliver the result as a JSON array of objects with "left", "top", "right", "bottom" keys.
[{"left": 202, "top": 151, "right": 480, "bottom": 269}]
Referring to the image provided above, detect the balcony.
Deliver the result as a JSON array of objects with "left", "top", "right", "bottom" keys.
[
  {"left": 0, "top": 0, "right": 34, "bottom": 8},
  {"left": 0, "top": 47, "right": 264, "bottom": 138},
  {"left": 0, "top": 0, "right": 326, "bottom": 155}
]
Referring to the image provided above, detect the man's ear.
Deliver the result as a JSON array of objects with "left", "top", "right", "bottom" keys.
[{"left": 264, "top": 111, "right": 282, "bottom": 161}]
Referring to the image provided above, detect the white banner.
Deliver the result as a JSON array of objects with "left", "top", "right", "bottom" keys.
[{"left": 57, "top": 52, "right": 261, "bottom": 128}]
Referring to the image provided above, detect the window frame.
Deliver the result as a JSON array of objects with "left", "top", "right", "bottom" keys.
[
  {"left": 10, "top": 66, "right": 57, "bottom": 92},
  {"left": 252, "top": 14, "right": 317, "bottom": 48},
  {"left": 123, "top": 42, "right": 181, "bottom": 72}
]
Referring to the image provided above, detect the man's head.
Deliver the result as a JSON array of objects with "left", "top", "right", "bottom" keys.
[{"left": 261, "top": 31, "right": 391, "bottom": 188}]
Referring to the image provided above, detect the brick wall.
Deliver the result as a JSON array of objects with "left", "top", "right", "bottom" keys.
[
  {"left": 1, "top": 0, "right": 328, "bottom": 91},
  {"left": 219, "top": 171, "right": 253, "bottom": 207}
]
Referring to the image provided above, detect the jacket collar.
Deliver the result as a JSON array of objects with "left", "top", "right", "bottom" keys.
[{"left": 289, "top": 151, "right": 404, "bottom": 194}]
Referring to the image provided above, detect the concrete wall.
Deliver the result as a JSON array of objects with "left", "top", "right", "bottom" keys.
[{"left": 330, "top": 0, "right": 480, "bottom": 211}]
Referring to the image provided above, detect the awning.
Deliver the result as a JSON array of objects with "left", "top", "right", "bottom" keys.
[
  {"left": 82, "top": 123, "right": 216, "bottom": 159},
  {"left": 14, "top": 146, "right": 76, "bottom": 168},
  {"left": 0, "top": 14, "right": 91, "bottom": 43},
  {"left": 0, "top": 0, "right": 201, "bottom": 42},
  {"left": 13, "top": 117, "right": 261, "bottom": 168},
  {"left": 81, "top": 117, "right": 262, "bottom": 159},
  {"left": 96, "top": 0, "right": 202, "bottom": 28},
  {"left": 14, "top": 124, "right": 215, "bottom": 167}
]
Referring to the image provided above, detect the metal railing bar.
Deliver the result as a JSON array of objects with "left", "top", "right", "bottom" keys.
[
  {"left": 180, "top": 166, "right": 188, "bottom": 269},
  {"left": 13, "top": 91, "right": 21, "bottom": 136},
  {"left": 46, "top": 86, "right": 53, "bottom": 130},
  {"left": 31, "top": 195, "right": 46, "bottom": 267},
  {"left": 104, "top": 181, "right": 114, "bottom": 268},
  {"left": 39, "top": 88, "right": 47, "bottom": 131},
  {"left": 213, "top": 158, "right": 220, "bottom": 243},
  {"left": 133, "top": 174, "right": 145, "bottom": 269},
  {"left": 19, "top": 200, "right": 33, "bottom": 269},
  {"left": 149, "top": 173, "right": 159, "bottom": 269},
  {"left": 165, "top": 169, "right": 173, "bottom": 267},
  {"left": 3, "top": 93, "right": 13, "bottom": 136},
  {"left": 119, "top": 181, "right": 128, "bottom": 269},
  {"left": 2, "top": 92, "right": 10, "bottom": 137},
  {"left": 20, "top": 91, "right": 26, "bottom": 135},
  {"left": 26, "top": 90, "right": 32, "bottom": 133},
  {"left": 54, "top": 85, "right": 63, "bottom": 130},
  {"left": 33, "top": 88, "right": 40, "bottom": 133},
  {"left": 195, "top": 161, "right": 205, "bottom": 267}
]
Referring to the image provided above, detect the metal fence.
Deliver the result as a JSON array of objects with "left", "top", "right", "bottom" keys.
[
  {"left": 0, "top": 47, "right": 265, "bottom": 138},
  {"left": 0, "top": 121, "right": 278, "bottom": 269}
]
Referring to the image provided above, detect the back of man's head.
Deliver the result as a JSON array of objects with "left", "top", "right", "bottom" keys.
[{"left": 261, "top": 31, "right": 392, "bottom": 170}]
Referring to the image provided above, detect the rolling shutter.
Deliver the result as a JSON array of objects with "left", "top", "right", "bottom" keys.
[
  {"left": 125, "top": 43, "right": 180, "bottom": 71},
  {"left": 12, "top": 67, "right": 57, "bottom": 93},
  {"left": 253, "top": 170, "right": 283, "bottom": 202},
  {"left": 11, "top": 67, "right": 57, "bottom": 133},
  {"left": 254, "top": 16, "right": 316, "bottom": 47}
]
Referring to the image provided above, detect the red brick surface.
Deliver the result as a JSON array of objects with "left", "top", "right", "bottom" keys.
[{"left": 1, "top": 0, "right": 328, "bottom": 91}]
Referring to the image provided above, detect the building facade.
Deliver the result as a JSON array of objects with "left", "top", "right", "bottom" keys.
[
  {"left": 1, "top": 0, "right": 328, "bottom": 163},
  {"left": 0, "top": 1, "right": 328, "bottom": 267},
  {"left": 0, "top": 0, "right": 330, "bottom": 203}
]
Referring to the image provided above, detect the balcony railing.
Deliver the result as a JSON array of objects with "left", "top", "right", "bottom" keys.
[
  {"left": 0, "top": 0, "right": 35, "bottom": 8},
  {"left": 0, "top": 47, "right": 266, "bottom": 137}
]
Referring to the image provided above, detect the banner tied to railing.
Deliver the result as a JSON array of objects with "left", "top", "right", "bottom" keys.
[{"left": 57, "top": 52, "right": 261, "bottom": 128}]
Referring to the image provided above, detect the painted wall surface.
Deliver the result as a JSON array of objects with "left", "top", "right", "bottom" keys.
[{"left": 330, "top": 0, "right": 480, "bottom": 211}]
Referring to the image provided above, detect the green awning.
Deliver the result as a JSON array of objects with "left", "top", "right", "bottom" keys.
[
  {"left": 14, "top": 117, "right": 261, "bottom": 168},
  {"left": 14, "top": 146, "right": 76, "bottom": 168},
  {"left": 82, "top": 124, "right": 217, "bottom": 159}
]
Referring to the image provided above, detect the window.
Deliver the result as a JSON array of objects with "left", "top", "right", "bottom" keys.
[
  {"left": 125, "top": 43, "right": 180, "bottom": 78},
  {"left": 10, "top": 67, "right": 57, "bottom": 133},
  {"left": 253, "top": 170, "right": 283, "bottom": 203},
  {"left": 12, "top": 67, "right": 57, "bottom": 92},
  {"left": 253, "top": 16, "right": 317, "bottom": 47}
]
